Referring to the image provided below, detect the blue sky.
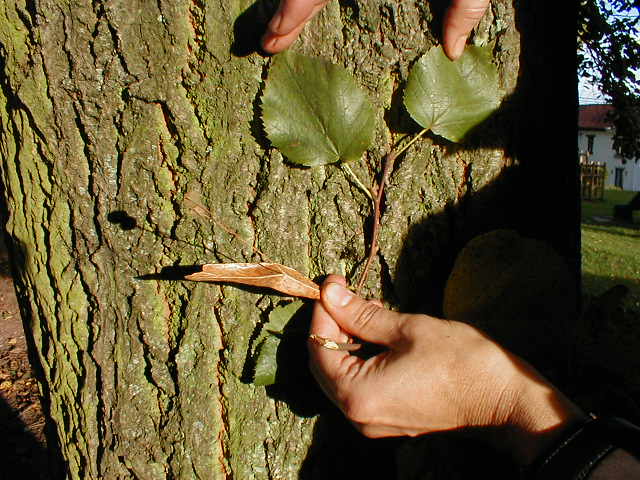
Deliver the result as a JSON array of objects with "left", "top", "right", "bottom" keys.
[
  {"left": 579, "top": 77, "right": 607, "bottom": 105},
  {"left": 578, "top": 0, "right": 639, "bottom": 105}
]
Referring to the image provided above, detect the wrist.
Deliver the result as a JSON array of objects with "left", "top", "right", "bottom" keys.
[{"left": 505, "top": 376, "right": 588, "bottom": 466}]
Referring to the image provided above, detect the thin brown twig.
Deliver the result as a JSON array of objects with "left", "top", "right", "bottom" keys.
[
  {"left": 355, "top": 128, "right": 429, "bottom": 292},
  {"left": 356, "top": 150, "right": 397, "bottom": 292}
]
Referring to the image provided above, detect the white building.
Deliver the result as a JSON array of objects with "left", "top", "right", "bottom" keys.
[{"left": 578, "top": 104, "right": 640, "bottom": 191}]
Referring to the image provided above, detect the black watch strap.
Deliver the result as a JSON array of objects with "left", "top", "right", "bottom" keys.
[{"left": 526, "top": 416, "right": 640, "bottom": 480}]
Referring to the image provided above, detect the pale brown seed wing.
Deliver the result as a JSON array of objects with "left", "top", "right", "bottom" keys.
[
  {"left": 185, "top": 263, "right": 284, "bottom": 290},
  {"left": 260, "top": 264, "right": 321, "bottom": 299},
  {"left": 184, "top": 263, "right": 320, "bottom": 300}
]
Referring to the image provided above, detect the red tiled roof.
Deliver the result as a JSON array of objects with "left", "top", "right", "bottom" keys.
[{"left": 579, "top": 104, "right": 614, "bottom": 130}]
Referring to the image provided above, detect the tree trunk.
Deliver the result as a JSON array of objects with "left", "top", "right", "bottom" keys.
[{"left": 0, "top": 0, "right": 577, "bottom": 478}]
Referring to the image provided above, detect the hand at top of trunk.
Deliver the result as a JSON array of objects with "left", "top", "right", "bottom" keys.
[{"left": 261, "top": 0, "right": 491, "bottom": 60}]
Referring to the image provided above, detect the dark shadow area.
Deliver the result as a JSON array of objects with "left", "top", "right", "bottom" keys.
[
  {"left": 263, "top": 301, "right": 331, "bottom": 416},
  {"left": 390, "top": 166, "right": 524, "bottom": 314},
  {"left": 230, "top": 0, "right": 278, "bottom": 57},
  {"left": 137, "top": 265, "right": 203, "bottom": 281},
  {"left": 383, "top": 77, "right": 423, "bottom": 136},
  {"left": 106, "top": 210, "right": 138, "bottom": 231},
  {"left": 0, "top": 228, "right": 14, "bottom": 279},
  {"left": 614, "top": 192, "right": 640, "bottom": 222},
  {"left": 249, "top": 79, "right": 272, "bottom": 154},
  {"left": 299, "top": 409, "right": 400, "bottom": 479},
  {"left": 393, "top": 429, "right": 517, "bottom": 479},
  {"left": 574, "top": 273, "right": 640, "bottom": 424},
  {"left": 0, "top": 395, "right": 52, "bottom": 480}
]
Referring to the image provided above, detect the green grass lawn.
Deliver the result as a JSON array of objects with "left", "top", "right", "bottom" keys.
[
  {"left": 581, "top": 189, "right": 640, "bottom": 221},
  {"left": 581, "top": 189, "right": 640, "bottom": 311}
]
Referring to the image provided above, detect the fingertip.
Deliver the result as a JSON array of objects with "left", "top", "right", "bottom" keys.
[
  {"left": 260, "top": 33, "right": 278, "bottom": 54},
  {"left": 442, "top": 0, "right": 489, "bottom": 60},
  {"left": 262, "top": 0, "right": 328, "bottom": 54},
  {"left": 311, "top": 288, "right": 346, "bottom": 340},
  {"left": 322, "top": 281, "right": 355, "bottom": 309},
  {"left": 443, "top": 35, "right": 466, "bottom": 61},
  {"left": 260, "top": 23, "right": 306, "bottom": 54}
]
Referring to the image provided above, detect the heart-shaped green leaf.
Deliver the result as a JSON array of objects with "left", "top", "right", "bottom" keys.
[
  {"left": 252, "top": 301, "right": 305, "bottom": 386},
  {"left": 404, "top": 45, "right": 501, "bottom": 142},
  {"left": 263, "top": 300, "right": 304, "bottom": 334},
  {"left": 261, "top": 52, "right": 376, "bottom": 166},
  {"left": 253, "top": 336, "right": 279, "bottom": 386}
]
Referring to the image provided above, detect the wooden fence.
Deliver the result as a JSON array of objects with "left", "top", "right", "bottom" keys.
[{"left": 580, "top": 161, "right": 605, "bottom": 201}]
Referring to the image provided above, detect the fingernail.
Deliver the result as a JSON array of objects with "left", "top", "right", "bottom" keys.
[
  {"left": 324, "top": 283, "right": 353, "bottom": 308},
  {"left": 260, "top": 33, "right": 278, "bottom": 53},
  {"left": 451, "top": 35, "right": 466, "bottom": 60},
  {"left": 262, "top": 35, "right": 278, "bottom": 52}
]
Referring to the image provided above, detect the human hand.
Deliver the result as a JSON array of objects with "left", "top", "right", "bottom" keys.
[
  {"left": 308, "top": 275, "right": 587, "bottom": 465},
  {"left": 261, "top": 0, "right": 491, "bottom": 60}
]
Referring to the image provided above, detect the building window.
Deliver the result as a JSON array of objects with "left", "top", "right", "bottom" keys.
[
  {"left": 587, "top": 134, "right": 595, "bottom": 154},
  {"left": 615, "top": 167, "right": 624, "bottom": 188}
]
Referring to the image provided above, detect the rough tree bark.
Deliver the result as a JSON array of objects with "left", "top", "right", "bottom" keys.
[{"left": 0, "top": 0, "right": 578, "bottom": 478}]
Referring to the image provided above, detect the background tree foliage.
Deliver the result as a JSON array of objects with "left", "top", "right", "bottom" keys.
[{"left": 579, "top": 0, "right": 640, "bottom": 161}]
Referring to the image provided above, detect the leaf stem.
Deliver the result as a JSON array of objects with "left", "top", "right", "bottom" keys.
[
  {"left": 394, "top": 128, "right": 429, "bottom": 158},
  {"left": 355, "top": 128, "right": 429, "bottom": 292},
  {"left": 340, "top": 163, "right": 374, "bottom": 203}
]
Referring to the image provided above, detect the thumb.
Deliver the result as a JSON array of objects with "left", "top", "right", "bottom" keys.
[{"left": 321, "top": 281, "right": 406, "bottom": 347}]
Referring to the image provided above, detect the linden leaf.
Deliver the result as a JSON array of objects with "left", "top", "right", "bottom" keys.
[
  {"left": 404, "top": 45, "right": 501, "bottom": 142},
  {"left": 253, "top": 301, "right": 305, "bottom": 386},
  {"left": 263, "top": 300, "right": 305, "bottom": 334},
  {"left": 185, "top": 263, "right": 320, "bottom": 299},
  {"left": 253, "top": 336, "right": 279, "bottom": 386},
  {"left": 261, "top": 51, "right": 377, "bottom": 166}
]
